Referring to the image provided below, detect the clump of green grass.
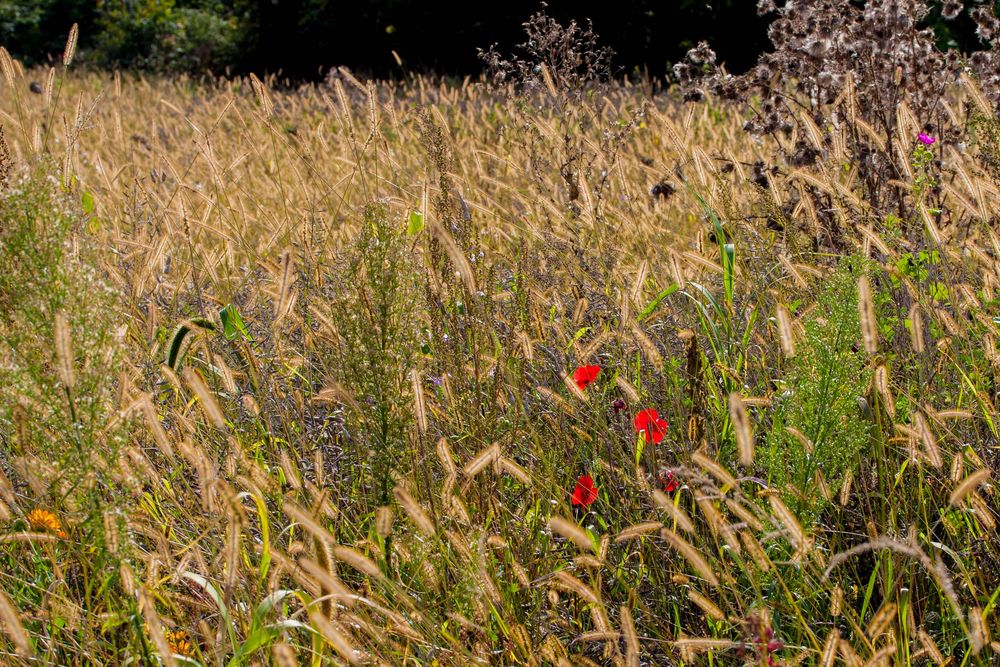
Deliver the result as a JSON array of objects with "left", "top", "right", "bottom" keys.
[{"left": 762, "top": 262, "right": 872, "bottom": 518}]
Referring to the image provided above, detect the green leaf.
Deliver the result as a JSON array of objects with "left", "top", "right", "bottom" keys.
[
  {"left": 81, "top": 191, "right": 95, "bottom": 214},
  {"left": 181, "top": 571, "right": 237, "bottom": 653},
  {"left": 722, "top": 243, "right": 735, "bottom": 308},
  {"left": 929, "top": 282, "right": 949, "bottom": 302},
  {"left": 638, "top": 283, "right": 679, "bottom": 321},
  {"left": 219, "top": 304, "right": 251, "bottom": 341},
  {"left": 407, "top": 210, "right": 424, "bottom": 236}
]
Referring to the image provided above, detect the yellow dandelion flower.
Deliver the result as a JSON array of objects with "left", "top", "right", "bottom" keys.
[
  {"left": 165, "top": 629, "right": 194, "bottom": 657},
  {"left": 26, "top": 509, "right": 67, "bottom": 539}
]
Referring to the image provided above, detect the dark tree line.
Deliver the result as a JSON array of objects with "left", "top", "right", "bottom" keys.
[{"left": 0, "top": 0, "right": 992, "bottom": 80}]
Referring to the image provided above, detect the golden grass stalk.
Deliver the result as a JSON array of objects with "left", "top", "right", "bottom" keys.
[
  {"left": 561, "top": 371, "right": 588, "bottom": 401},
  {"left": 660, "top": 529, "right": 719, "bottom": 588},
  {"left": 874, "top": 365, "right": 895, "bottom": 418},
  {"left": 182, "top": 368, "right": 227, "bottom": 429},
  {"left": 271, "top": 642, "right": 297, "bottom": 667},
  {"left": 950, "top": 468, "right": 991, "bottom": 507},
  {"left": 840, "top": 468, "right": 853, "bottom": 506},
  {"left": 768, "top": 495, "right": 806, "bottom": 550},
  {"left": 308, "top": 608, "right": 364, "bottom": 664},
  {"left": 917, "top": 629, "right": 945, "bottom": 665},
  {"left": 913, "top": 411, "right": 943, "bottom": 469},
  {"left": 499, "top": 457, "right": 531, "bottom": 485},
  {"left": 776, "top": 304, "right": 795, "bottom": 356},
  {"left": 673, "top": 637, "right": 739, "bottom": 655},
  {"left": 282, "top": 501, "right": 332, "bottom": 545},
  {"left": 615, "top": 375, "right": 641, "bottom": 403},
  {"left": 687, "top": 589, "right": 725, "bottom": 621},
  {"left": 550, "top": 515, "right": 596, "bottom": 553},
  {"left": 430, "top": 217, "right": 477, "bottom": 294},
  {"left": 725, "top": 497, "right": 764, "bottom": 532},
  {"left": 968, "top": 606, "right": 987, "bottom": 655},
  {"left": 0, "top": 585, "right": 32, "bottom": 658},
  {"left": 728, "top": 392, "right": 753, "bottom": 467},
  {"left": 818, "top": 629, "right": 839, "bottom": 667},
  {"left": 54, "top": 311, "right": 75, "bottom": 390},
  {"left": 138, "top": 587, "right": 176, "bottom": 667},
  {"left": 740, "top": 530, "right": 772, "bottom": 572},
  {"left": 866, "top": 602, "right": 896, "bottom": 640},
  {"left": 857, "top": 276, "right": 878, "bottom": 355},
  {"left": 631, "top": 323, "right": 664, "bottom": 367},
  {"left": 549, "top": 571, "right": 599, "bottom": 605},
  {"left": 908, "top": 303, "right": 925, "bottom": 353},
  {"left": 652, "top": 490, "right": 695, "bottom": 533},
  {"left": 62, "top": 24, "right": 78, "bottom": 67},
  {"left": 296, "top": 556, "right": 354, "bottom": 604},
  {"left": 969, "top": 492, "right": 996, "bottom": 531},
  {"left": 620, "top": 605, "right": 640, "bottom": 667},
  {"left": 375, "top": 506, "right": 393, "bottom": 538},
  {"left": 392, "top": 485, "right": 436, "bottom": 536},
  {"left": 436, "top": 437, "right": 456, "bottom": 478},
  {"left": 138, "top": 395, "right": 173, "bottom": 458},
  {"left": 614, "top": 521, "right": 662, "bottom": 543},
  {"left": 535, "top": 385, "right": 576, "bottom": 417},
  {"left": 411, "top": 369, "right": 428, "bottom": 434},
  {"left": 691, "top": 451, "right": 738, "bottom": 490},
  {"left": 463, "top": 443, "right": 500, "bottom": 478},
  {"left": 332, "top": 545, "right": 385, "bottom": 582},
  {"left": 248, "top": 73, "right": 273, "bottom": 118}
]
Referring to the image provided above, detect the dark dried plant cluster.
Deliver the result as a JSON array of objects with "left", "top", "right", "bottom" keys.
[
  {"left": 677, "top": 0, "right": 1000, "bottom": 238},
  {"left": 476, "top": 10, "right": 643, "bottom": 227},
  {"left": 478, "top": 8, "right": 614, "bottom": 99}
]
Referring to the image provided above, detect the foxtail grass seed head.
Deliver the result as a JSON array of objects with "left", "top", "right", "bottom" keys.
[
  {"left": 550, "top": 515, "right": 597, "bottom": 553},
  {"left": 908, "top": 303, "right": 925, "bottom": 353},
  {"left": 729, "top": 392, "right": 753, "bottom": 467},
  {"left": 660, "top": 528, "right": 719, "bottom": 588},
  {"left": 54, "top": 312, "right": 75, "bottom": 390},
  {"left": 776, "top": 304, "right": 795, "bottom": 357},
  {"left": 0, "top": 586, "right": 32, "bottom": 658},
  {"left": 62, "top": 24, "right": 78, "bottom": 67},
  {"left": 857, "top": 276, "right": 878, "bottom": 355}
]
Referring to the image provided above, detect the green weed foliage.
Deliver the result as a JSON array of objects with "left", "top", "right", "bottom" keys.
[{"left": 764, "top": 264, "right": 871, "bottom": 518}]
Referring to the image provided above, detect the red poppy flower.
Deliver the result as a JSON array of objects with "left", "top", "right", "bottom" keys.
[
  {"left": 572, "top": 365, "right": 601, "bottom": 391},
  {"left": 633, "top": 409, "right": 667, "bottom": 444},
  {"left": 571, "top": 474, "right": 598, "bottom": 507},
  {"left": 660, "top": 469, "right": 679, "bottom": 493}
]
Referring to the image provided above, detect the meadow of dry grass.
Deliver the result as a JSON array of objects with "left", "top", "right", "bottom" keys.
[{"left": 0, "top": 40, "right": 999, "bottom": 666}]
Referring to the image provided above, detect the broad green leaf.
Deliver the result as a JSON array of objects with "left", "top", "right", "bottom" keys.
[
  {"left": 407, "top": 210, "right": 424, "bottom": 235},
  {"left": 81, "top": 191, "right": 95, "bottom": 214},
  {"left": 219, "top": 304, "right": 251, "bottom": 341}
]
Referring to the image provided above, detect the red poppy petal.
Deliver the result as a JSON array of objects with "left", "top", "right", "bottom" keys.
[
  {"left": 572, "top": 474, "right": 597, "bottom": 507},
  {"left": 633, "top": 409, "right": 656, "bottom": 432},
  {"left": 573, "top": 366, "right": 600, "bottom": 391}
]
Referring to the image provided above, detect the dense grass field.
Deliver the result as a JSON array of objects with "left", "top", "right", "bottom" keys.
[{"left": 1, "top": 28, "right": 1000, "bottom": 666}]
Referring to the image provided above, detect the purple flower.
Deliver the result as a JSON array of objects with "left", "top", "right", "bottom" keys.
[{"left": 918, "top": 133, "right": 936, "bottom": 146}]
